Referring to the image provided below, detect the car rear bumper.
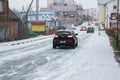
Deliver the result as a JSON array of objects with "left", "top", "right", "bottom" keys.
[{"left": 53, "top": 40, "right": 74, "bottom": 46}]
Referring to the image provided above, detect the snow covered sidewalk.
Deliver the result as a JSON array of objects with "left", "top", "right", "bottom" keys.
[
  {"left": 65, "top": 30, "right": 120, "bottom": 80},
  {"left": 0, "top": 35, "right": 54, "bottom": 52}
]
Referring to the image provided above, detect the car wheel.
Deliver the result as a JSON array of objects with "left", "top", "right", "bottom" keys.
[
  {"left": 72, "top": 44, "right": 75, "bottom": 49},
  {"left": 76, "top": 42, "right": 78, "bottom": 47},
  {"left": 53, "top": 44, "right": 56, "bottom": 49}
]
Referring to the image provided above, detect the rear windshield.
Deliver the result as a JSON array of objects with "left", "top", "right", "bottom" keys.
[
  {"left": 88, "top": 27, "right": 94, "bottom": 29},
  {"left": 57, "top": 31, "right": 71, "bottom": 35}
]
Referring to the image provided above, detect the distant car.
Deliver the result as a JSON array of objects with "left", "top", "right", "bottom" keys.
[
  {"left": 87, "top": 27, "right": 94, "bottom": 33},
  {"left": 53, "top": 29, "right": 78, "bottom": 49},
  {"left": 80, "top": 26, "right": 87, "bottom": 31}
]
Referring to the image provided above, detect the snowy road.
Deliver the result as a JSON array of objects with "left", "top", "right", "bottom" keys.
[{"left": 0, "top": 28, "right": 120, "bottom": 80}]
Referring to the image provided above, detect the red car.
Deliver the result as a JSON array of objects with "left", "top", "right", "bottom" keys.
[{"left": 80, "top": 26, "right": 87, "bottom": 31}]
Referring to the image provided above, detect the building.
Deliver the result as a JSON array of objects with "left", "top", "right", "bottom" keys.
[
  {"left": 98, "top": 0, "right": 106, "bottom": 28},
  {"left": 98, "top": 0, "right": 120, "bottom": 29},
  {"left": 28, "top": 9, "right": 56, "bottom": 22},
  {"left": 104, "top": 0, "right": 119, "bottom": 29},
  {"left": 0, "top": 0, "right": 20, "bottom": 42},
  {"left": 77, "top": 5, "right": 85, "bottom": 25},
  {"left": 47, "top": 0, "right": 76, "bottom": 7},
  {"left": 88, "top": 8, "right": 98, "bottom": 21},
  {"left": 47, "top": 0, "right": 78, "bottom": 25},
  {"left": 27, "top": 9, "right": 58, "bottom": 35},
  {"left": 31, "top": 22, "right": 46, "bottom": 35},
  {"left": 83, "top": 8, "right": 98, "bottom": 21}
]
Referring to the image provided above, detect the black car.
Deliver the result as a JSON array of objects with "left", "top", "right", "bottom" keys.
[
  {"left": 53, "top": 29, "right": 78, "bottom": 49},
  {"left": 87, "top": 27, "right": 94, "bottom": 33}
]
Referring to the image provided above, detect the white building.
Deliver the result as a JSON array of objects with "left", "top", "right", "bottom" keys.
[
  {"left": 28, "top": 10, "right": 55, "bottom": 22},
  {"left": 105, "top": 0, "right": 118, "bottom": 28},
  {"left": 98, "top": 0, "right": 120, "bottom": 28}
]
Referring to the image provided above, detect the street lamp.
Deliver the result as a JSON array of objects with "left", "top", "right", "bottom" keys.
[{"left": 116, "top": 0, "right": 119, "bottom": 47}]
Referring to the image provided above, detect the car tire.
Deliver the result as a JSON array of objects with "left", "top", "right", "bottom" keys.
[
  {"left": 53, "top": 44, "right": 56, "bottom": 49},
  {"left": 72, "top": 44, "right": 75, "bottom": 49},
  {"left": 76, "top": 42, "right": 78, "bottom": 47}
]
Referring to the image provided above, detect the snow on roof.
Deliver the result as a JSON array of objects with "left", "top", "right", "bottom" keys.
[
  {"left": 51, "top": 5, "right": 77, "bottom": 11},
  {"left": 41, "top": 5, "right": 77, "bottom": 12},
  {"left": 98, "top": 0, "right": 111, "bottom": 4}
]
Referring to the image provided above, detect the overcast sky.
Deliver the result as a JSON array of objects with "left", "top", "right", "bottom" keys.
[{"left": 9, "top": 0, "right": 98, "bottom": 11}]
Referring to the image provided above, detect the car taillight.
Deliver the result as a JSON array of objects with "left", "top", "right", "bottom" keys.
[
  {"left": 68, "top": 35, "right": 73, "bottom": 38},
  {"left": 54, "top": 34, "right": 58, "bottom": 38},
  {"left": 83, "top": 27, "right": 85, "bottom": 29}
]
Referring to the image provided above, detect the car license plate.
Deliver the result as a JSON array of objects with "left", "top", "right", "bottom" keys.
[{"left": 60, "top": 41, "right": 66, "bottom": 43}]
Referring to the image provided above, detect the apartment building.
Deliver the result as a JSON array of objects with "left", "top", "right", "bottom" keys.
[{"left": 47, "top": 0, "right": 78, "bottom": 25}]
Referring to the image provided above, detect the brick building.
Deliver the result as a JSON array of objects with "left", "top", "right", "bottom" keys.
[
  {"left": 0, "top": 0, "right": 20, "bottom": 42},
  {"left": 46, "top": 0, "right": 78, "bottom": 25}
]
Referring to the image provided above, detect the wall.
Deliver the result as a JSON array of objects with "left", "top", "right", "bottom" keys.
[
  {"left": 32, "top": 25, "right": 45, "bottom": 32},
  {"left": 105, "top": 0, "right": 117, "bottom": 28},
  {"left": 0, "top": 0, "right": 9, "bottom": 20},
  {"left": 98, "top": 5, "right": 105, "bottom": 25},
  {"left": 0, "top": 21, "right": 18, "bottom": 41},
  {"left": 0, "top": 0, "right": 19, "bottom": 42}
]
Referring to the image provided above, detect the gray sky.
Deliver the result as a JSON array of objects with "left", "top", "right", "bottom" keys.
[{"left": 9, "top": 0, "right": 98, "bottom": 11}]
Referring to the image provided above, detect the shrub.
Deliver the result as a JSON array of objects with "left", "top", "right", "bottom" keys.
[
  {"left": 105, "top": 28, "right": 115, "bottom": 37},
  {"left": 28, "top": 30, "right": 38, "bottom": 37}
]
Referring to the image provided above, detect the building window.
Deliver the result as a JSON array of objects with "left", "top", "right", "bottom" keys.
[
  {"left": 0, "top": 27, "right": 4, "bottom": 40},
  {"left": 0, "top": 0, "right": 3, "bottom": 13},
  {"left": 113, "top": 5, "right": 117, "bottom": 9},
  {"left": 63, "top": 12, "right": 68, "bottom": 16},
  {"left": 53, "top": 3, "right": 57, "bottom": 5},
  {"left": 110, "top": 13, "right": 117, "bottom": 20},
  {"left": 64, "top": 3, "right": 67, "bottom": 6},
  {"left": 70, "top": 14, "right": 75, "bottom": 18}
]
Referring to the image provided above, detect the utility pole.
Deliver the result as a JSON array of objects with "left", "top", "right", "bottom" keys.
[
  {"left": 25, "top": 0, "right": 34, "bottom": 25},
  {"left": 116, "top": 0, "right": 119, "bottom": 47},
  {"left": 24, "top": 0, "right": 34, "bottom": 37},
  {"left": 36, "top": 0, "right": 39, "bottom": 21}
]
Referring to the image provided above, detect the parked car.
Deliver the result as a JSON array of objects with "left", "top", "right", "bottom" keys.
[
  {"left": 80, "top": 26, "right": 87, "bottom": 31},
  {"left": 53, "top": 29, "right": 78, "bottom": 49},
  {"left": 87, "top": 27, "right": 94, "bottom": 33}
]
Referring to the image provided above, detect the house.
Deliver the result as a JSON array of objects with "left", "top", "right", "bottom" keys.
[
  {"left": 0, "top": 0, "right": 20, "bottom": 42},
  {"left": 98, "top": 0, "right": 120, "bottom": 29},
  {"left": 104, "top": 0, "right": 120, "bottom": 29}
]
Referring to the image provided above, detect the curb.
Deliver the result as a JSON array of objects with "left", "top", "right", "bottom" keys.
[{"left": 10, "top": 36, "right": 53, "bottom": 46}]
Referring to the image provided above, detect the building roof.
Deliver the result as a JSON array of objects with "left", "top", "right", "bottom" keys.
[
  {"left": 51, "top": 5, "right": 77, "bottom": 11},
  {"left": 31, "top": 22, "right": 46, "bottom": 25},
  {"left": 47, "top": 0, "right": 76, "bottom": 7},
  {"left": 41, "top": 5, "right": 77, "bottom": 12},
  {"left": 98, "top": 0, "right": 109, "bottom": 4},
  {"left": 9, "top": 9, "right": 20, "bottom": 21}
]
